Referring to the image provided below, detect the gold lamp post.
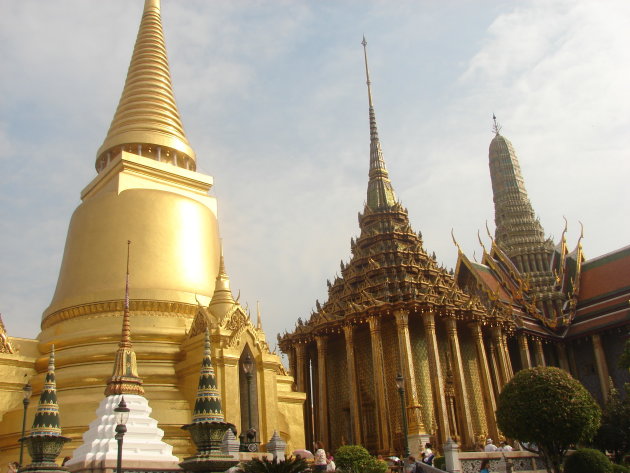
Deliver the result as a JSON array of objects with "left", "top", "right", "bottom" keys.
[
  {"left": 243, "top": 354, "right": 254, "bottom": 433},
  {"left": 19, "top": 382, "right": 33, "bottom": 466},
  {"left": 114, "top": 398, "right": 130, "bottom": 473}
]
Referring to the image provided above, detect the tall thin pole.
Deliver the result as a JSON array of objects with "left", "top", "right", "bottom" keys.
[
  {"left": 19, "top": 398, "right": 28, "bottom": 466},
  {"left": 246, "top": 373, "right": 253, "bottom": 430}
]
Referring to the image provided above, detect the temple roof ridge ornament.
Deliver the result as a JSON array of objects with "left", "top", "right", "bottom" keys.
[
  {"left": 361, "top": 36, "right": 398, "bottom": 211},
  {"left": 0, "top": 314, "right": 15, "bottom": 354},
  {"left": 96, "top": 0, "right": 196, "bottom": 173},
  {"left": 105, "top": 240, "right": 144, "bottom": 396}
]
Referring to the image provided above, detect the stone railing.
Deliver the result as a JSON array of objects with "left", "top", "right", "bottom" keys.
[{"left": 442, "top": 438, "right": 546, "bottom": 473}]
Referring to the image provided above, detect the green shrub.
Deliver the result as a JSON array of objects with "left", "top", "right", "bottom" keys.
[
  {"left": 497, "top": 367, "right": 601, "bottom": 473},
  {"left": 564, "top": 448, "right": 612, "bottom": 473},
  {"left": 433, "top": 456, "right": 445, "bottom": 470},
  {"left": 334, "top": 445, "right": 385, "bottom": 473},
  {"left": 612, "top": 464, "right": 630, "bottom": 473}
]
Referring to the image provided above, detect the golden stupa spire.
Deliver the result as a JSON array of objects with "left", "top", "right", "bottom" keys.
[
  {"left": 361, "top": 36, "right": 397, "bottom": 210},
  {"left": 95, "top": 0, "right": 196, "bottom": 173},
  {"left": 105, "top": 241, "right": 144, "bottom": 396},
  {"left": 209, "top": 241, "right": 235, "bottom": 311}
]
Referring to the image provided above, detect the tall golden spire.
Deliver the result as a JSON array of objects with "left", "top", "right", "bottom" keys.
[
  {"left": 96, "top": 0, "right": 196, "bottom": 173},
  {"left": 105, "top": 241, "right": 144, "bottom": 396},
  {"left": 361, "top": 36, "right": 397, "bottom": 210}
]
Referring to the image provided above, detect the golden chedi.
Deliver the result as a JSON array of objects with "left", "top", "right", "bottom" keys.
[{"left": 0, "top": 0, "right": 304, "bottom": 463}]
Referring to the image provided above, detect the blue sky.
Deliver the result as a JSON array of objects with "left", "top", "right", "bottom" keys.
[{"left": 1, "top": 0, "right": 629, "bottom": 358}]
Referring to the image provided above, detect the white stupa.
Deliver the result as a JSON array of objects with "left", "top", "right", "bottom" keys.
[{"left": 65, "top": 242, "right": 180, "bottom": 473}]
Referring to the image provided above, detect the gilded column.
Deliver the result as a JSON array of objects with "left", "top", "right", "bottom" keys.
[
  {"left": 315, "top": 335, "right": 330, "bottom": 448},
  {"left": 422, "top": 311, "right": 450, "bottom": 445},
  {"left": 534, "top": 338, "right": 546, "bottom": 367},
  {"left": 517, "top": 333, "right": 532, "bottom": 370},
  {"left": 592, "top": 334, "right": 612, "bottom": 401},
  {"left": 295, "top": 343, "right": 307, "bottom": 392},
  {"left": 469, "top": 322, "right": 499, "bottom": 443},
  {"left": 491, "top": 326, "right": 511, "bottom": 385},
  {"left": 556, "top": 342, "right": 570, "bottom": 373},
  {"left": 445, "top": 318, "right": 474, "bottom": 447},
  {"left": 343, "top": 324, "right": 362, "bottom": 444},
  {"left": 368, "top": 315, "right": 391, "bottom": 453},
  {"left": 500, "top": 331, "right": 513, "bottom": 379},
  {"left": 394, "top": 310, "right": 426, "bottom": 438},
  {"left": 489, "top": 342, "right": 504, "bottom": 393}
]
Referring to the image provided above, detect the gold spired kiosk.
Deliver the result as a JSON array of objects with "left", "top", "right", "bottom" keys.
[{"left": 0, "top": 0, "right": 304, "bottom": 463}]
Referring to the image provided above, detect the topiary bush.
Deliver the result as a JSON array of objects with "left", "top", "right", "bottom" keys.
[
  {"left": 564, "top": 448, "right": 612, "bottom": 473},
  {"left": 334, "top": 445, "right": 386, "bottom": 473},
  {"left": 497, "top": 367, "right": 601, "bottom": 473},
  {"left": 612, "top": 464, "right": 630, "bottom": 473}
]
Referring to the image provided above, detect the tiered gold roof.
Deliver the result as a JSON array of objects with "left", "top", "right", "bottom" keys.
[
  {"left": 280, "top": 40, "right": 511, "bottom": 344},
  {"left": 96, "top": 0, "right": 195, "bottom": 172}
]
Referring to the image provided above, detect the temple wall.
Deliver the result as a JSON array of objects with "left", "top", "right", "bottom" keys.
[
  {"left": 327, "top": 335, "right": 349, "bottom": 448},
  {"left": 460, "top": 329, "right": 487, "bottom": 439},
  {"left": 354, "top": 325, "right": 377, "bottom": 451},
  {"left": 571, "top": 337, "right": 602, "bottom": 403}
]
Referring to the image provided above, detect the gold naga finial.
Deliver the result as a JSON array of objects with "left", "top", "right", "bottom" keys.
[
  {"left": 256, "top": 301, "right": 262, "bottom": 330},
  {"left": 105, "top": 240, "right": 144, "bottom": 396},
  {"left": 95, "top": 0, "right": 195, "bottom": 173},
  {"left": 492, "top": 113, "right": 502, "bottom": 135},
  {"left": 578, "top": 221, "right": 584, "bottom": 248},
  {"left": 561, "top": 216, "right": 568, "bottom": 243},
  {"left": 477, "top": 230, "right": 489, "bottom": 256},
  {"left": 450, "top": 228, "right": 463, "bottom": 254}
]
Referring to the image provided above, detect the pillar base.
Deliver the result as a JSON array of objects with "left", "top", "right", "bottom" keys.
[{"left": 408, "top": 433, "right": 431, "bottom": 459}]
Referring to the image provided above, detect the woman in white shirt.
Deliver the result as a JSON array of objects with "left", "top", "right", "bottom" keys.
[{"left": 313, "top": 441, "right": 327, "bottom": 472}]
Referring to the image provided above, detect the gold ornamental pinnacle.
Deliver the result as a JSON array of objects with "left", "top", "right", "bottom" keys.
[
  {"left": 105, "top": 241, "right": 144, "bottom": 396},
  {"left": 96, "top": 0, "right": 196, "bottom": 173}
]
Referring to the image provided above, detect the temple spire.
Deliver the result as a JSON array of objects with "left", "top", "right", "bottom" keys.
[
  {"left": 105, "top": 241, "right": 144, "bottom": 396},
  {"left": 191, "top": 330, "right": 225, "bottom": 423},
  {"left": 492, "top": 113, "right": 502, "bottom": 135},
  {"left": 361, "top": 37, "right": 397, "bottom": 210},
  {"left": 95, "top": 0, "right": 196, "bottom": 173},
  {"left": 30, "top": 346, "right": 63, "bottom": 436}
]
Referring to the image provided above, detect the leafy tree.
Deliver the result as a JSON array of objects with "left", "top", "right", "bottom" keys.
[
  {"left": 564, "top": 448, "right": 612, "bottom": 473},
  {"left": 334, "top": 445, "right": 387, "bottom": 473},
  {"left": 496, "top": 367, "right": 601, "bottom": 473},
  {"left": 594, "top": 386, "right": 630, "bottom": 464},
  {"left": 236, "top": 457, "right": 309, "bottom": 473},
  {"left": 612, "top": 464, "right": 630, "bottom": 473}
]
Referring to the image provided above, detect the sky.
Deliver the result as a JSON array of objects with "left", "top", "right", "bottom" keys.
[{"left": 1, "top": 0, "right": 629, "bottom": 359}]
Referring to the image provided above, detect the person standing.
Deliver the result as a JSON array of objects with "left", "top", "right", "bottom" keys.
[
  {"left": 479, "top": 459, "right": 491, "bottom": 473},
  {"left": 422, "top": 443, "right": 434, "bottom": 465},
  {"left": 498, "top": 441, "right": 513, "bottom": 452},
  {"left": 484, "top": 439, "right": 498, "bottom": 452},
  {"left": 313, "top": 441, "right": 327, "bottom": 472}
]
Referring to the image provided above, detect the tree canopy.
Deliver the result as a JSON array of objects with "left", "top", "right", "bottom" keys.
[{"left": 496, "top": 366, "right": 601, "bottom": 473}]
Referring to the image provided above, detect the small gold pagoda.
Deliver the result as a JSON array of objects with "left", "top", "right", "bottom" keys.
[{"left": 0, "top": 0, "right": 304, "bottom": 464}]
